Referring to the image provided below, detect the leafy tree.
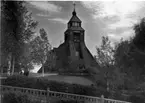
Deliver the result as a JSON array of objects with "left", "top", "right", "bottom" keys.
[
  {"left": 96, "top": 36, "right": 114, "bottom": 67},
  {"left": 114, "top": 17, "right": 145, "bottom": 83},
  {"left": 114, "top": 40, "right": 132, "bottom": 73},
  {"left": 30, "top": 28, "right": 51, "bottom": 64},
  {"left": 95, "top": 36, "right": 125, "bottom": 94},
  {"left": 39, "top": 50, "right": 57, "bottom": 73},
  {"left": 133, "top": 17, "right": 145, "bottom": 51},
  {"left": 131, "top": 17, "right": 145, "bottom": 75},
  {"left": 29, "top": 28, "right": 52, "bottom": 74},
  {"left": 95, "top": 36, "right": 114, "bottom": 91},
  {"left": 1, "top": 1, "right": 38, "bottom": 74}
]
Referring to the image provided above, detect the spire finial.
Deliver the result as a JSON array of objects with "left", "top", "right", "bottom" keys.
[
  {"left": 72, "top": 1, "right": 76, "bottom": 15},
  {"left": 73, "top": 1, "right": 76, "bottom": 11}
]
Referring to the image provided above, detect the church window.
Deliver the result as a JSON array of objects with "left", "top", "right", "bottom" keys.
[
  {"left": 72, "top": 22, "right": 75, "bottom": 26},
  {"left": 78, "top": 23, "right": 81, "bottom": 26},
  {"left": 75, "top": 51, "right": 79, "bottom": 56},
  {"left": 68, "top": 23, "right": 72, "bottom": 27},
  {"left": 72, "top": 22, "right": 79, "bottom": 27}
]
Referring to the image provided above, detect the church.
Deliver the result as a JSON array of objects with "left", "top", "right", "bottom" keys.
[{"left": 38, "top": 4, "right": 100, "bottom": 78}]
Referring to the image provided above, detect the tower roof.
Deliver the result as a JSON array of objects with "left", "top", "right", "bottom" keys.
[
  {"left": 68, "top": 15, "right": 82, "bottom": 23},
  {"left": 68, "top": 2, "right": 81, "bottom": 23}
]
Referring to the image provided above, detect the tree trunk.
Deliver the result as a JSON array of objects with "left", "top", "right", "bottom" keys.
[
  {"left": 107, "top": 79, "right": 109, "bottom": 92},
  {"left": 42, "top": 65, "right": 44, "bottom": 77},
  {"left": 42, "top": 56, "right": 47, "bottom": 76},
  {"left": 1, "top": 67, "right": 3, "bottom": 73},
  {"left": 24, "top": 68, "right": 29, "bottom": 76},
  {"left": 7, "top": 53, "right": 12, "bottom": 75},
  {"left": 12, "top": 56, "right": 15, "bottom": 75}
]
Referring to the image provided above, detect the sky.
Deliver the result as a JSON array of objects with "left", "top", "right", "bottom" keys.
[{"left": 26, "top": 0, "right": 145, "bottom": 55}]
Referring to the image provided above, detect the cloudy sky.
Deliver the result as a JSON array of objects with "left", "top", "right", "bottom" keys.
[{"left": 26, "top": 1, "right": 145, "bottom": 55}]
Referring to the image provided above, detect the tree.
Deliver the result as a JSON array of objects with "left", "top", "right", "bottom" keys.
[
  {"left": 1, "top": 0, "right": 20, "bottom": 74},
  {"left": 96, "top": 36, "right": 114, "bottom": 67},
  {"left": 114, "top": 17, "right": 145, "bottom": 83},
  {"left": 95, "top": 36, "right": 114, "bottom": 91},
  {"left": 1, "top": 1, "right": 38, "bottom": 74},
  {"left": 29, "top": 28, "right": 52, "bottom": 75},
  {"left": 114, "top": 40, "right": 132, "bottom": 73},
  {"left": 42, "top": 50, "right": 57, "bottom": 72},
  {"left": 133, "top": 17, "right": 145, "bottom": 51},
  {"left": 19, "top": 45, "right": 34, "bottom": 76},
  {"left": 131, "top": 17, "right": 145, "bottom": 75},
  {"left": 95, "top": 36, "right": 124, "bottom": 94}
]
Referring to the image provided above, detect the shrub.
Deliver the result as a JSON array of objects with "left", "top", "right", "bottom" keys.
[
  {"left": 129, "top": 95, "right": 145, "bottom": 103},
  {"left": 2, "top": 74, "right": 36, "bottom": 88},
  {"left": 2, "top": 92, "right": 39, "bottom": 103},
  {"left": 2, "top": 75, "right": 109, "bottom": 97}
]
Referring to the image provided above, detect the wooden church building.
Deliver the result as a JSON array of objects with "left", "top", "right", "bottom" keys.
[{"left": 38, "top": 4, "right": 100, "bottom": 77}]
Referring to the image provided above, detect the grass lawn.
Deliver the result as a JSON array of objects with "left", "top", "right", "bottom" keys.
[{"left": 29, "top": 73, "right": 94, "bottom": 86}]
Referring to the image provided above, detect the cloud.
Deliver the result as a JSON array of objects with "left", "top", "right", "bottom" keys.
[
  {"left": 108, "top": 33, "right": 121, "bottom": 41},
  {"left": 108, "top": 29, "right": 134, "bottom": 41},
  {"left": 48, "top": 18, "right": 68, "bottom": 24},
  {"left": 28, "top": 1, "right": 62, "bottom": 13},
  {"left": 108, "top": 18, "right": 137, "bottom": 29},
  {"left": 81, "top": 1, "right": 145, "bottom": 41},
  {"left": 36, "top": 13, "right": 50, "bottom": 17},
  {"left": 82, "top": 1, "right": 144, "bottom": 19},
  {"left": 109, "top": 27, "right": 132, "bottom": 35}
]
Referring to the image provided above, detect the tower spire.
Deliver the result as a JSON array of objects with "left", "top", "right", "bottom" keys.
[
  {"left": 73, "top": 1, "right": 76, "bottom": 12},
  {"left": 72, "top": 1, "right": 76, "bottom": 15}
]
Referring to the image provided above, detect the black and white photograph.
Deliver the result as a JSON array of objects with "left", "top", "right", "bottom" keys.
[{"left": 1, "top": 0, "right": 145, "bottom": 103}]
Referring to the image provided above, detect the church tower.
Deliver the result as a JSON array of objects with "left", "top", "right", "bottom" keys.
[
  {"left": 39, "top": 3, "right": 100, "bottom": 75},
  {"left": 65, "top": 4, "right": 84, "bottom": 43},
  {"left": 64, "top": 3, "right": 85, "bottom": 61}
]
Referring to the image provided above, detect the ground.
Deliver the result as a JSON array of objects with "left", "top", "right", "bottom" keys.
[{"left": 29, "top": 73, "right": 94, "bottom": 86}]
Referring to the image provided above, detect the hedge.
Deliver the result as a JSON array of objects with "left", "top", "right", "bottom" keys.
[
  {"left": 2, "top": 92, "right": 39, "bottom": 103},
  {"left": 2, "top": 74, "right": 109, "bottom": 97}
]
